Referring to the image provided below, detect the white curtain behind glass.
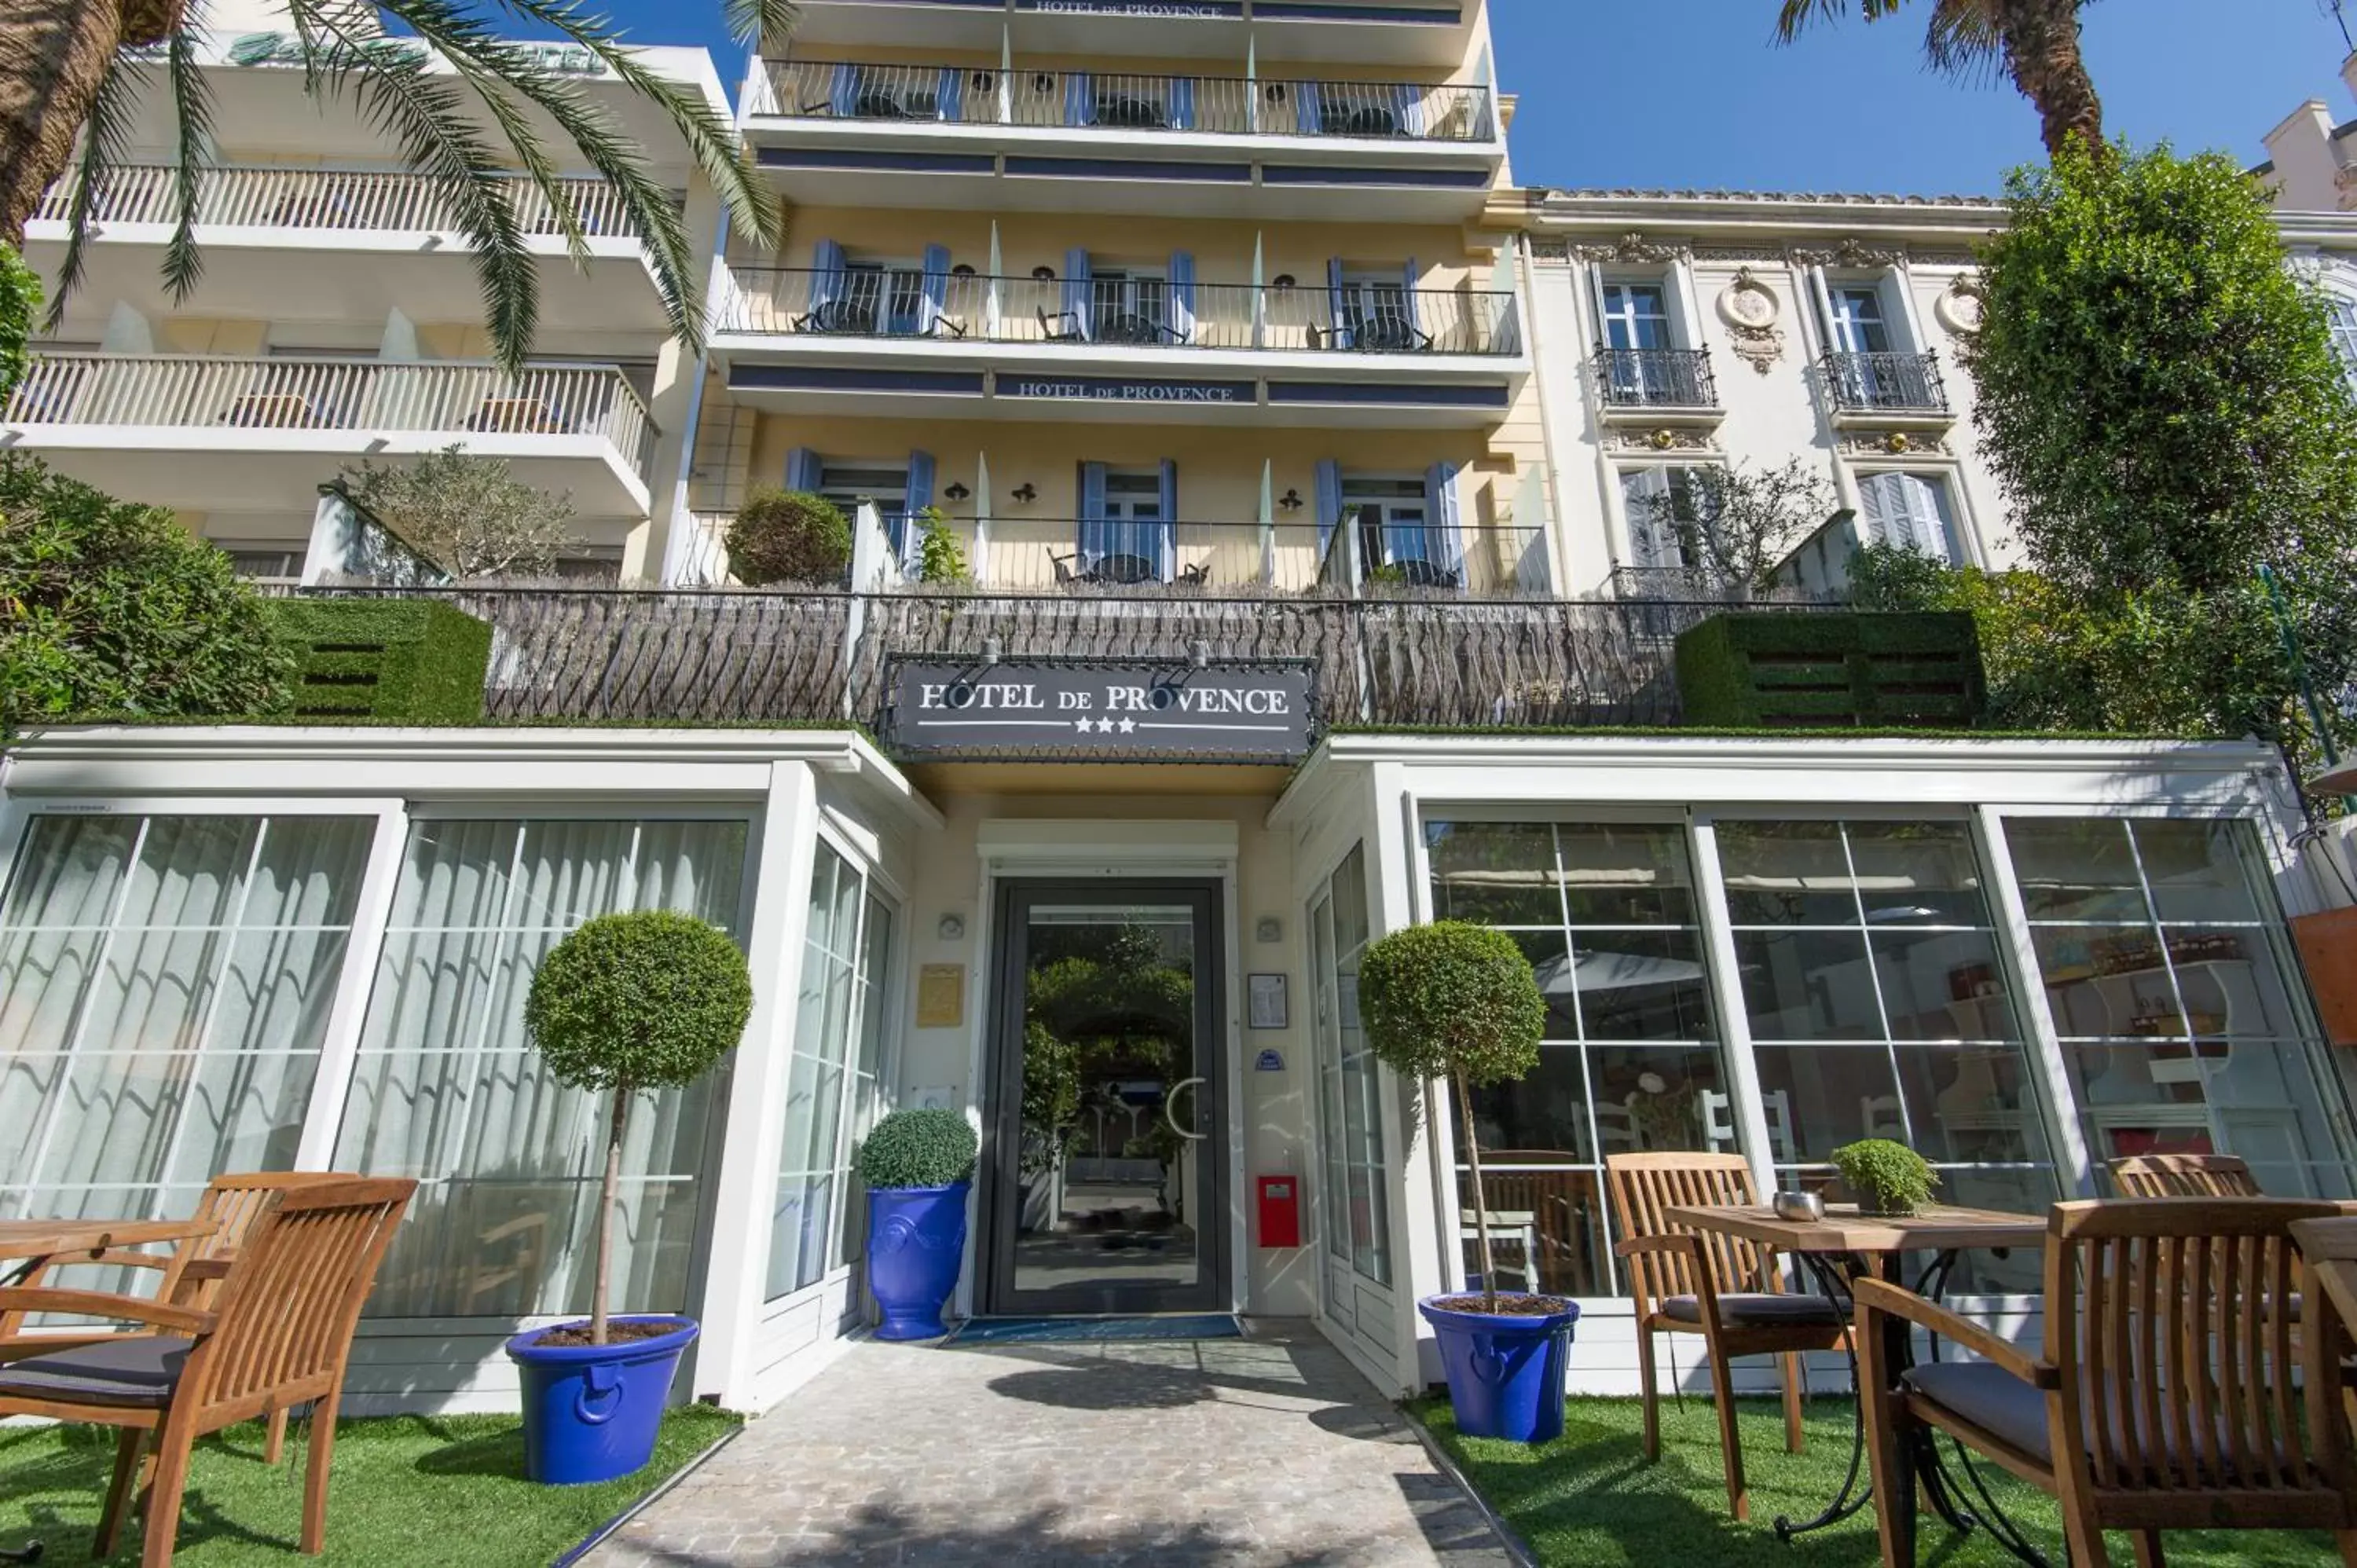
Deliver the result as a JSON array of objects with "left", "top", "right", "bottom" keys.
[
  {"left": 335, "top": 818, "right": 748, "bottom": 1319},
  {"left": 0, "top": 814, "right": 372, "bottom": 1221}
]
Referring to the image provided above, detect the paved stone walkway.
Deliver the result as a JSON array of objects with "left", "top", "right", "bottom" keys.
[{"left": 590, "top": 1322, "right": 1514, "bottom": 1567}]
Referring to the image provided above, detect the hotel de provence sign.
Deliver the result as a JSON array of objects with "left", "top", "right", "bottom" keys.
[{"left": 883, "top": 659, "right": 1314, "bottom": 764}]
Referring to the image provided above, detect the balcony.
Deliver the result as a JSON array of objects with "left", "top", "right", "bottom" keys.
[
  {"left": 673, "top": 508, "right": 1552, "bottom": 599},
  {"left": 1819, "top": 350, "right": 1952, "bottom": 423},
  {"left": 3, "top": 354, "right": 657, "bottom": 520},
  {"left": 710, "top": 269, "right": 1525, "bottom": 426},
  {"left": 21, "top": 165, "right": 674, "bottom": 333},
  {"left": 781, "top": 0, "right": 1481, "bottom": 71},
  {"left": 742, "top": 57, "right": 1502, "bottom": 221},
  {"left": 1590, "top": 346, "right": 1721, "bottom": 423}
]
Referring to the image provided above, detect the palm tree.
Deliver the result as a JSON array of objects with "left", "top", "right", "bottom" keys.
[
  {"left": 0, "top": 0, "right": 794, "bottom": 372},
  {"left": 1774, "top": 0, "right": 2103, "bottom": 160}
]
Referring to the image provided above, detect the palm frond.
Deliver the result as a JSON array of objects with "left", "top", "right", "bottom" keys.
[
  {"left": 724, "top": 0, "right": 800, "bottom": 51},
  {"left": 279, "top": 0, "right": 542, "bottom": 372},
  {"left": 162, "top": 4, "right": 221, "bottom": 302},
  {"left": 1922, "top": 0, "right": 2007, "bottom": 83},
  {"left": 42, "top": 54, "right": 145, "bottom": 333},
  {"left": 1773, "top": 0, "right": 1909, "bottom": 44}
]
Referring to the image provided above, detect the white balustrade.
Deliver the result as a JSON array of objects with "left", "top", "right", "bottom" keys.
[{"left": 35, "top": 166, "right": 642, "bottom": 239}]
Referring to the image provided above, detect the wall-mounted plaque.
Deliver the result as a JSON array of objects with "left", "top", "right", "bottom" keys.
[
  {"left": 1248, "top": 973, "right": 1289, "bottom": 1031},
  {"left": 916, "top": 964, "right": 966, "bottom": 1028},
  {"left": 884, "top": 659, "right": 1314, "bottom": 764}
]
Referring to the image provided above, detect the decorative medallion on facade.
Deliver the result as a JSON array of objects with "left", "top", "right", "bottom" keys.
[
  {"left": 1934, "top": 274, "right": 1986, "bottom": 335},
  {"left": 1788, "top": 236, "right": 1907, "bottom": 269},
  {"left": 1611, "top": 427, "right": 1714, "bottom": 453},
  {"left": 1571, "top": 233, "right": 1692, "bottom": 264},
  {"left": 1838, "top": 430, "right": 1950, "bottom": 458},
  {"left": 1716, "top": 268, "right": 1786, "bottom": 375}
]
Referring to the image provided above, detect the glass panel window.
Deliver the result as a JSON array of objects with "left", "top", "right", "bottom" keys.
[
  {"left": 2004, "top": 818, "right": 2352, "bottom": 1199},
  {"left": 335, "top": 817, "right": 748, "bottom": 1319},
  {"left": 836, "top": 896, "right": 894, "bottom": 1273},
  {"left": 1719, "top": 819, "right": 2055, "bottom": 1288},
  {"left": 1431, "top": 820, "right": 1725, "bottom": 1298},
  {"left": 2, "top": 814, "right": 373, "bottom": 1223},
  {"left": 1312, "top": 845, "right": 1389, "bottom": 1287}
]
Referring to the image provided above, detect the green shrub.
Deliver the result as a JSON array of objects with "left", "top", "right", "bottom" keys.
[
  {"left": 1674, "top": 610, "right": 1985, "bottom": 730},
  {"left": 912, "top": 506, "right": 970, "bottom": 585},
  {"left": 526, "top": 910, "right": 752, "bottom": 1341},
  {"left": 726, "top": 489, "right": 852, "bottom": 587},
  {"left": 0, "top": 244, "right": 37, "bottom": 402},
  {"left": 1358, "top": 921, "right": 1546, "bottom": 1309},
  {"left": 1830, "top": 1138, "right": 1939, "bottom": 1217},
  {"left": 857, "top": 1108, "right": 979, "bottom": 1189},
  {"left": 266, "top": 599, "right": 492, "bottom": 723},
  {"left": 0, "top": 453, "right": 294, "bottom": 739}
]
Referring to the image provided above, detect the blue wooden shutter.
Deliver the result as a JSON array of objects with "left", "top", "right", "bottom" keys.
[
  {"left": 919, "top": 244, "right": 951, "bottom": 335},
  {"left": 1326, "top": 258, "right": 1351, "bottom": 349},
  {"left": 1154, "top": 459, "right": 1178, "bottom": 582},
  {"left": 1314, "top": 459, "right": 1344, "bottom": 562},
  {"left": 1063, "top": 248, "right": 1093, "bottom": 339},
  {"left": 1401, "top": 258, "right": 1422, "bottom": 335},
  {"left": 1077, "top": 462, "right": 1109, "bottom": 563},
  {"left": 901, "top": 449, "right": 936, "bottom": 569},
  {"left": 829, "top": 64, "right": 859, "bottom": 116},
  {"left": 1171, "top": 74, "right": 1196, "bottom": 130},
  {"left": 1168, "top": 251, "right": 1197, "bottom": 342},
  {"left": 1064, "top": 71, "right": 1094, "bottom": 126},
  {"left": 1296, "top": 78, "right": 1321, "bottom": 134},
  {"left": 1390, "top": 82, "right": 1423, "bottom": 137},
  {"left": 936, "top": 67, "right": 963, "bottom": 121},
  {"left": 1424, "top": 461, "right": 1464, "bottom": 581},
  {"left": 811, "top": 239, "right": 848, "bottom": 313},
  {"left": 786, "top": 448, "right": 822, "bottom": 493}
]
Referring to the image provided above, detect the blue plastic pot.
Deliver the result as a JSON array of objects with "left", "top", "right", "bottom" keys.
[
  {"left": 504, "top": 1315, "right": 698, "bottom": 1485},
  {"left": 866, "top": 1181, "right": 970, "bottom": 1340},
  {"left": 1419, "top": 1295, "right": 1581, "bottom": 1443}
]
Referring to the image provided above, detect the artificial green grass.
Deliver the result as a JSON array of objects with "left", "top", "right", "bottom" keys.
[
  {"left": 1411, "top": 1395, "right": 2342, "bottom": 1567},
  {"left": 0, "top": 1407, "right": 739, "bottom": 1567}
]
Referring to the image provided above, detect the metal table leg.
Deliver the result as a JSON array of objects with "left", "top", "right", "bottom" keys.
[{"left": 1772, "top": 1250, "right": 1875, "bottom": 1541}]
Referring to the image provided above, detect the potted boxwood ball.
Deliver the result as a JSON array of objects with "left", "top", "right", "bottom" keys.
[
  {"left": 508, "top": 910, "right": 752, "bottom": 1485},
  {"left": 858, "top": 1108, "right": 979, "bottom": 1340},
  {"left": 1831, "top": 1138, "right": 1939, "bottom": 1217},
  {"left": 1358, "top": 920, "right": 1578, "bottom": 1444}
]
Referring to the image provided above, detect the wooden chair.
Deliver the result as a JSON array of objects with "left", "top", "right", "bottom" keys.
[
  {"left": 0, "top": 1177, "right": 416, "bottom": 1567},
  {"left": 2109, "top": 1152, "right": 2261, "bottom": 1198},
  {"left": 1604, "top": 1152, "right": 1849, "bottom": 1522},
  {"left": 1856, "top": 1197, "right": 2357, "bottom": 1567}
]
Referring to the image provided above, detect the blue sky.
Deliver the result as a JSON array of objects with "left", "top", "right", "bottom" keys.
[{"left": 589, "top": 0, "right": 2355, "bottom": 196}]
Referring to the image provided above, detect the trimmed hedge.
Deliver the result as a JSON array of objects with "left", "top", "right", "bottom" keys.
[
  {"left": 266, "top": 599, "right": 492, "bottom": 723},
  {"left": 1674, "top": 611, "right": 1986, "bottom": 730}
]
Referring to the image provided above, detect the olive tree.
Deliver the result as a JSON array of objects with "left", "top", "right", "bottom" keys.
[
  {"left": 1355, "top": 921, "right": 1546, "bottom": 1312},
  {"left": 525, "top": 910, "right": 752, "bottom": 1343}
]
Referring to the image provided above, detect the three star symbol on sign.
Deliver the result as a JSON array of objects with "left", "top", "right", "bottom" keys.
[{"left": 1074, "top": 717, "right": 1138, "bottom": 735}]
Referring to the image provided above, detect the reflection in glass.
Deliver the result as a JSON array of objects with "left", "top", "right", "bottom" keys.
[{"left": 1314, "top": 848, "right": 1390, "bottom": 1288}]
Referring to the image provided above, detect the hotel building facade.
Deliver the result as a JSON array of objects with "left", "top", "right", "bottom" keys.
[{"left": 5, "top": 0, "right": 2357, "bottom": 1416}]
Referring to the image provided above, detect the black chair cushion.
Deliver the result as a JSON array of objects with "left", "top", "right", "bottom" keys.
[
  {"left": 1905, "top": 1360, "right": 2295, "bottom": 1477},
  {"left": 1660, "top": 1292, "right": 1845, "bottom": 1328},
  {"left": 0, "top": 1335, "right": 191, "bottom": 1409}
]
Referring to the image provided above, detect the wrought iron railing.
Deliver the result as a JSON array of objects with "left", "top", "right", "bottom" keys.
[
  {"left": 4, "top": 354, "right": 658, "bottom": 478},
  {"left": 716, "top": 268, "right": 1521, "bottom": 356},
  {"left": 1820, "top": 350, "right": 1949, "bottom": 416},
  {"left": 757, "top": 58, "right": 1496, "bottom": 142},
  {"left": 34, "top": 164, "right": 643, "bottom": 237},
  {"left": 1592, "top": 346, "right": 1717, "bottom": 409},
  {"left": 311, "top": 585, "right": 1814, "bottom": 730}
]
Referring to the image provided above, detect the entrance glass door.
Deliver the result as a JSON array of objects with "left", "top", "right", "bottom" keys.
[{"left": 984, "top": 881, "right": 1226, "bottom": 1315}]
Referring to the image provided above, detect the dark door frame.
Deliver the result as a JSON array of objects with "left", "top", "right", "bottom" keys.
[{"left": 979, "top": 877, "right": 1230, "bottom": 1317}]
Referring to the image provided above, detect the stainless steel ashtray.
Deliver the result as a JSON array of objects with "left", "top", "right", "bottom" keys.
[{"left": 1772, "top": 1190, "right": 1826, "bottom": 1223}]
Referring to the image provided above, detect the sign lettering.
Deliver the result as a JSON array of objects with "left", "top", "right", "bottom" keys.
[
  {"left": 1001, "top": 376, "right": 1254, "bottom": 405},
  {"left": 887, "top": 660, "right": 1312, "bottom": 761},
  {"left": 1017, "top": 0, "right": 1241, "bottom": 16}
]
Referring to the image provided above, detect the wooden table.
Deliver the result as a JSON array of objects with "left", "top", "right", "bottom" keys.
[{"left": 1666, "top": 1203, "right": 2051, "bottom": 1566}]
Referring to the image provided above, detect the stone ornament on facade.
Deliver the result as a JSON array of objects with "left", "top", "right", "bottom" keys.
[
  {"left": 1934, "top": 274, "right": 1986, "bottom": 335},
  {"left": 1715, "top": 268, "right": 1786, "bottom": 375},
  {"left": 1611, "top": 427, "right": 1714, "bottom": 453},
  {"left": 1788, "top": 236, "right": 1908, "bottom": 269},
  {"left": 1571, "top": 232, "right": 1693, "bottom": 264},
  {"left": 1838, "top": 430, "right": 1951, "bottom": 457}
]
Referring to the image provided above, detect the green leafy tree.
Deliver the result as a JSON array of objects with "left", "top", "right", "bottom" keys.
[
  {"left": 343, "top": 444, "right": 577, "bottom": 579},
  {"left": 0, "top": 452, "right": 294, "bottom": 739},
  {"left": 0, "top": 241, "right": 36, "bottom": 400},
  {"left": 0, "top": 0, "right": 794, "bottom": 375},
  {"left": 912, "top": 505, "right": 970, "bottom": 586},
  {"left": 1774, "top": 0, "right": 2102, "bottom": 159},
  {"left": 1634, "top": 458, "right": 1834, "bottom": 598},
  {"left": 1355, "top": 921, "right": 1545, "bottom": 1313},
  {"left": 525, "top": 909, "right": 751, "bottom": 1344}
]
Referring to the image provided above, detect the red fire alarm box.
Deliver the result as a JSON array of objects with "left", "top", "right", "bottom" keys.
[{"left": 1256, "top": 1174, "right": 1301, "bottom": 1248}]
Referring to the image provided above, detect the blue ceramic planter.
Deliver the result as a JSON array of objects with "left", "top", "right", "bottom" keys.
[
  {"left": 866, "top": 1181, "right": 970, "bottom": 1340},
  {"left": 505, "top": 1315, "right": 697, "bottom": 1485},
  {"left": 1419, "top": 1295, "right": 1581, "bottom": 1443}
]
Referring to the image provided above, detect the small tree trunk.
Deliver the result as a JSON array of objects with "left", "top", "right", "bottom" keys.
[
  {"left": 592, "top": 1085, "right": 629, "bottom": 1346},
  {"left": 1999, "top": 0, "right": 2105, "bottom": 160},
  {"left": 1453, "top": 1072, "right": 1499, "bottom": 1314},
  {"left": 0, "top": 0, "right": 137, "bottom": 245}
]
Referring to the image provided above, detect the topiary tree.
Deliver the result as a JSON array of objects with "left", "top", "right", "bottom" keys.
[
  {"left": 525, "top": 910, "right": 753, "bottom": 1344},
  {"left": 725, "top": 489, "right": 853, "bottom": 587},
  {"left": 1356, "top": 920, "right": 1546, "bottom": 1311},
  {"left": 0, "top": 453, "right": 295, "bottom": 742},
  {"left": 856, "top": 1108, "right": 980, "bottom": 1191}
]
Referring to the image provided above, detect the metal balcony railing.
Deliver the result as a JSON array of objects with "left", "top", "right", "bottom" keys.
[
  {"left": 35, "top": 165, "right": 643, "bottom": 238},
  {"left": 5, "top": 354, "right": 658, "bottom": 478},
  {"left": 757, "top": 58, "right": 1496, "bottom": 142},
  {"left": 1820, "top": 350, "right": 1950, "bottom": 416},
  {"left": 1592, "top": 346, "right": 1718, "bottom": 409},
  {"left": 717, "top": 269, "right": 1522, "bottom": 357}
]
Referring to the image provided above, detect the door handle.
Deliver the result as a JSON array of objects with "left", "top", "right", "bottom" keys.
[{"left": 1164, "top": 1076, "right": 1208, "bottom": 1142}]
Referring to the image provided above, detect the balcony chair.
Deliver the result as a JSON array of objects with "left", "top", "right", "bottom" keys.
[
  {"left": 2109, "top": 1152, "right": 2262, "bottom": 1198},
  {"left": 1603, "top": 1151, "right": 1849, "bottom": 1522},
  {"left": 1856, "top": 1197, "right": 2357, "bottom": 1568},
  {"left": 0, "top": 1177, "right": 417, "bottom": 1568},
  {"left": 1037, "top": 306, "right": 1087, "bottom": 343}
]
